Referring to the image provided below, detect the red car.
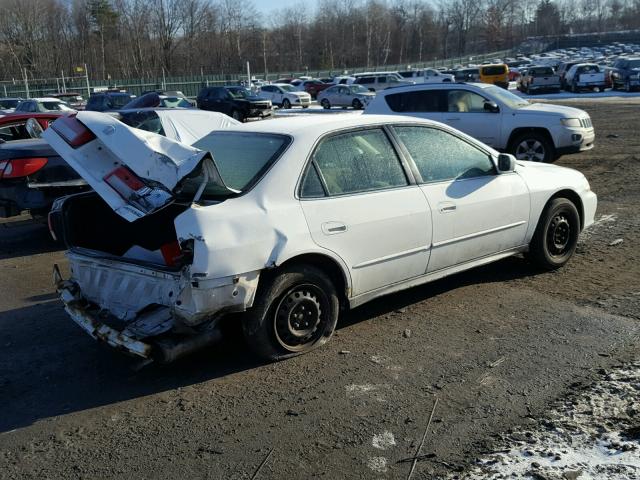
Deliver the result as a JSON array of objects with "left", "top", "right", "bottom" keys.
[
  {"left": 300, "top": 80, "right": 332, "bottom": 99},
  {"left": 0, "top": 112, "right": 66, "bottom": 142}
]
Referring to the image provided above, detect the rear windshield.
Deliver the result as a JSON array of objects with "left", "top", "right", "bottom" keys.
[
  {"left": 530, "top": 67, "right": 554, "bottom": 76},
  {"left": 481, "top": 65, "right": 507, "bottom": 76},
  {"left": 187, "top": 132, "right": 290, "bottom": 197}
]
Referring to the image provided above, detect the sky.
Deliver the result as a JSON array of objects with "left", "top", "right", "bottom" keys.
[{"left": 255, "top": 0, "right": 316, "bottom": 15}]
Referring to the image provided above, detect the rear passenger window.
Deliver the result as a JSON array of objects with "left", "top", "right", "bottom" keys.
[
  {"left": 311, "top": 129, "right": 407, "bottom": 196},
  {"left": 384, "top": 90, "right": 442, "bottom": 112},
  {"left": 393, "top": 126, "right": 495, "bottom": 182},
  {"left": 300, "top": 164, "right": 326, "bottom": 198},
  {"left": 358, "top": 77, "right": 374, "bottom": 84}
]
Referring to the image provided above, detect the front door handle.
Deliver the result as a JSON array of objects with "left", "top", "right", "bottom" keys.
[
  {"left": 439, "top": 202, "right": 457, "bottom": 213},
  {"left": 321, "top": 222, "right": 347, "bottom": 235}
]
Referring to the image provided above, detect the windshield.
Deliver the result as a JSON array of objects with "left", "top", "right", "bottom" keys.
[
  {"left": 187, "top": 132, "right": 290, "bottom": 196},
  {"left": 161, "top": 97, "right": 193, "bottom": 108},
  {"left": 0, "top": 99, "right": 20, "bottom": 109},
  {"left": 482, "top": 65, "right": 507, "bottom": 76},
  {"left": 279, "top": 85, "right": 296, "bottom": 92},
  {"left": 531, "top": 67, "right": 554, "bottom": 76},
  {"left": 228, "top": 88, "right": 250, "bottom": 99},
  {"left": 626, "top": 59, "right": 640, "bottom": 68},
  {"left": 109, "top": 94, "right": 135, "bottom": 109},
  {"left": 349, "top": 85, "right": 370, "bottom": 94},
  {"left": 119, "top": 111, "right": 165, "bottom": 135},
  {"left": 484, "top": 85, "right": 530, "bottom": 109},
  {"left": 43, "top": 101, "right": 74, "bottom": 111}
]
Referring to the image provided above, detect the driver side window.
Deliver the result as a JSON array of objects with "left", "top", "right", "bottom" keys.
[
  {"left": 446, "top": 90, "right": 488, "bottom": 113},
  {"left": 393, "top": 126, "right": 495, "bottom": 183}
]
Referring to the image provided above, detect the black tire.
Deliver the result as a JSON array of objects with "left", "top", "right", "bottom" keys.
[
  {"left": 510, "top": 131, "right": 555, "bottom": 162},
  {"left": 282, "top": 98, "right": 291, "bottom": 109},
  {"left": 528, "top": 198, "right": 580, "bottom": 270},
  {"left": 352, "top": 98, "right": 363, "bottom": 110},
  {"left": 625, "top": 80, "right": 632, "bottom": 92},
  {"left": 526, "top": 85, "right": 531, "bottom": 95},
  {"left": 321, "top": 98, "right": 331, "bottom": 109},
  {"left": 231, "top": 109, "right": 244, "bottom": 122},
  {"left": 242, "top": 264, "right": 340, "bottom": 361}
]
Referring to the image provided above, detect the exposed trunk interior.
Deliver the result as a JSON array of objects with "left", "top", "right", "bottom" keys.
[{"left": 60, "top": 192, "right": 189, "bottom": 263}]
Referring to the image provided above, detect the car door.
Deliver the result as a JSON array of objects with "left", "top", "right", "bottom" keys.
[
  {"left": 336, "top": 86, "right": 349, "bottom": 106},
  {"left": 299, "top": 127, "right": 431, "bottom": 296},
  {"left": 391, "top": 125, "right": 529, "bottom": 272},
  {"left": 443, "top": 89, "right": 501, "bottom": 147}
]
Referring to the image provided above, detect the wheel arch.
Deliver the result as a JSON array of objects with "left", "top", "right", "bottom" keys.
[
  {"left": 548, "top": 189, "right": 585, "bottom": 230},
  {"left": 507, "top": 127, "right": 556, "bottom": 152},
  {"left": 268, "top": 252, "right": 352, "bottom": 308}
]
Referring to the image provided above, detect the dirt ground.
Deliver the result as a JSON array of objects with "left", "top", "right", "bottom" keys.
[{"left": 0, "top": 99, "right": 638, "bottom": 479}]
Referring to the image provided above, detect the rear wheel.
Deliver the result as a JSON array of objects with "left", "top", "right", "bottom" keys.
[
  {"left": 282, "top": 98, "right": 291, "bottom": 109},
  {"left": 528, "top": 198, "right": 580, "bottom": 270},
  {"left": 321, "top": 98, "right": 331, "bottom": 109},
  {"left": 510, "top": 132, "right": 555, "bottom": 162},
  {"left": 352, "top": 98, "right": 363, "bottom": 110},
  {"left": 242, "top": 265, "right": 339, "bottom": 361}
]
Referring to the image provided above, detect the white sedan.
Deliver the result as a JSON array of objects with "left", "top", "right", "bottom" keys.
[{"left": 45, "top": 113, "right": 596, "bottom": 363}]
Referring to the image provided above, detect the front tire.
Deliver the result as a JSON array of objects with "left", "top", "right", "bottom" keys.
[
  {"left": 321, "top": 98, "right": 331, "bottom": 109},
  {"left": 282, "top": 98, "right": 291, "bottom": 109},
  {"left": 231, "top": 109, "right": 244, "bottom": 122},
  {"left": 510, "top": 132, "right": 555, "bottom": 162},
  {"left": 242, "top": 265, "right": 339, "bottom": 361},
  {"left": 352, "top": 98, "right": 363, "bottom": 110},
  {"left": 528, "top": 198, "right": 580, "bottom": 270}
]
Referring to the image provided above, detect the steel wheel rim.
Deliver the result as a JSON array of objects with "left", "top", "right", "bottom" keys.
[
  {"left": 283, "top": 99, "right": 290, "bottom": 109},
  {"left": 273, "top": 284, "right": 328, "bottom": 352},
  {"left": 547, "top": 213, "right": 572, "bottom": 256},
  {"left": 515, "top": 139, "right": 545, "bottom": 162}
]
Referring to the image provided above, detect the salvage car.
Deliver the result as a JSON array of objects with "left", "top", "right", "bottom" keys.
[
  {"left": 518, "top": 66, "right": 561, "bottom": 94},
  {"left": 365, "top": 83, "right": 595, "bottom": 162},
  {"left": 15, "top": 98, "right": 75, "bottom": 113},
  {"left": 564, "top": 64, "right": 606, "bottom": 93},
  {"left": 0, "top": 109, "right": 238, "bottom": 218},
  {"left": 318, "top": 84, "right": 375, "bottom": 109},
  {"left": 196, "top": 86, "right": 272, "bottom": 121},
  {"left": 608, "top": 57, "right": 640, "bottom": 91},
  {"left": 45, "top": 112, "right": 596, "bottom": 363}
]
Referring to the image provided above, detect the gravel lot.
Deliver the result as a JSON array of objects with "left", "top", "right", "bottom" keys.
[{"left": 0, "top": 98, "right": 639, "bottom": 479}]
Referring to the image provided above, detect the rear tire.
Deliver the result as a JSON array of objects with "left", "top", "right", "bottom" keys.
[
  {"left": 242, "top": 265, "right": 339, "bottom": 361},
  {"left": 528, "top": 198, "right": 580, "bottom": 270}
]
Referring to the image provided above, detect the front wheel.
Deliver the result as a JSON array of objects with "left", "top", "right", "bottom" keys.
[
  {"left": 352, "top": 98, "right": 363, "bottom": 110},
  {"left": 242, "top": 265, "right": 340, "bottom": 361},
  {"left": 511, "top": 132, "right": 555, "bottom": 162},
  {"left": 625, "top": 80, "right": 632, "bottom": 92},
  {"left": 321, "top": 98, "right": 331, "bottom": 109},
  {"left": 528, "top": 198, "right": 580, "bottom": 270},
  {"left": 282, "top": 98, "right": 291, "bottom": 109},
  {"left": 231, "top": 109, "right": 244, "bottom": 122}
]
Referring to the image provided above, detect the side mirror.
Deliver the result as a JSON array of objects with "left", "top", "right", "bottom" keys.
[
  {"left": 484, "top": 101, "right": 500, "bottom": 113},
  {"left": 497, "top": 153, "right": 516, "bottom": 173}
]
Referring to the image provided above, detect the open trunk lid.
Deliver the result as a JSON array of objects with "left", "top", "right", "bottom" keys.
[{"left": 43, "top": 111, "right": 234, "bottom": 222}]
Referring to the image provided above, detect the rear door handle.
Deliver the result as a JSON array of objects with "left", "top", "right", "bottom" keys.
[{"left": 321, "top": 222, "right": 347, "bottom": 235}]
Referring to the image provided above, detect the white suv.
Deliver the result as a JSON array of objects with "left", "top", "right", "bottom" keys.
[
  {"left": 353, "top": 73, "right": 414, "bottom": 92},
  {"left": 365, "top": 83, "right": 595, "bottom": 162}
]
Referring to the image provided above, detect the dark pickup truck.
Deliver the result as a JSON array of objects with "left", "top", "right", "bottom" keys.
[
  {"left": 609, "top": 57, "right": 640, "bottom": 92},
  {"left": 196, "top": 86, "right": 272, "bottom": 121}
]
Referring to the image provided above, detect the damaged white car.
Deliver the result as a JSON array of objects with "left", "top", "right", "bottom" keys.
[{"left": 45, "top": 112, "right": 597, "bottom": 363}]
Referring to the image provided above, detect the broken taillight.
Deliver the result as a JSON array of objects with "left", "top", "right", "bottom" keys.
[
  {"left": 51, "top": 116, "right": 95, "bottom": 148},
  {"left": 0, "top": 157, "right": 48, "bottom": 179}
]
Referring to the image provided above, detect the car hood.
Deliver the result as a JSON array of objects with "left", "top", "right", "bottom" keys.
[
  {"left": 43, "top": 111, "right": 236, "bottom": 221},
  {"left": 287, "top": 91, "right": 310, "bottom": 97},
  {"left": 518, "top": 102, "right": 588, "bottom": 117}
]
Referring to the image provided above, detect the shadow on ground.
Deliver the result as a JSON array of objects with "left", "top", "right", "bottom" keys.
[{"left": 0, "top": 256, "right": 541, "bottom": 433}]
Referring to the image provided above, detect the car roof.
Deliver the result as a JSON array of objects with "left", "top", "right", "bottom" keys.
[
  {"left": 224, "top": 113, "right": 440, "bottom": 137},
  {"left": 373, "top": 82, "right": 491, "bottom": 96},
  {"left": 27, "top": 97, "right": 63, "bottom": 102}
]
